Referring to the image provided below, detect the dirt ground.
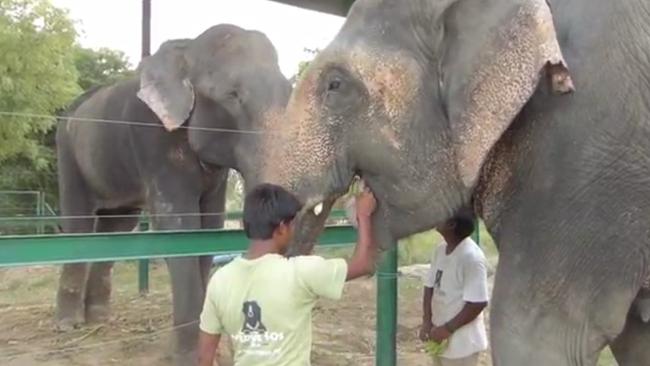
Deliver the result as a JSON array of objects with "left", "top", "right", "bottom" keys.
[
  {"left": 0, "top": 262, "right": 493, "bottom": 366},
  {"left": 1, "top": 260, "right": 618, "bottom": 366}
]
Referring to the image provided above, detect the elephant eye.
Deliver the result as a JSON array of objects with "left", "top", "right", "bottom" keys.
[
  {"left": 328, "top": 80, "right": 341, "bottom": 91},
  {"left": 228, "top": 90, "right": 239, "bottom": 99}
]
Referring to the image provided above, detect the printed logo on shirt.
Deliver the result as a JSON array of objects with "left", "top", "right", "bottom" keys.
[
  {"left": 434, "top": 270, "right": 443, "bottom": 289},
  {"left": 232, "top": 300, "right": 285, "bottom": 355},
  {"left": 241, "top": 301, "right": 267, "bottom": 334}
]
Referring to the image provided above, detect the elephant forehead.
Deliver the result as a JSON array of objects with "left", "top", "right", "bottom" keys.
[
  {"left": 261, "top": 92, "right": 335, "bottom": 188},
  {"left": 345, "top": 47, "right": 421, "bottom": 121}
]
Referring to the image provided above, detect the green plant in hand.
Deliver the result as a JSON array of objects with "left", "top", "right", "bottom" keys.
[{"left": 424, "top": 339, "right": 449, "bottom": 357}]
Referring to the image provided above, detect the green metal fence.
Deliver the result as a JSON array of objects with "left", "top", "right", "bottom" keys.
[
  {"left": 0, "top": 190, "right": 52, "bottom": 235},
  {"left": 0, "top": 211, "right": 398, "bottom": 366}
]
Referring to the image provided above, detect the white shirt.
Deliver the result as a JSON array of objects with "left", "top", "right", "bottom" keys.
[{"left": 423, "top": 237, "right": 489, "bottom": 359}]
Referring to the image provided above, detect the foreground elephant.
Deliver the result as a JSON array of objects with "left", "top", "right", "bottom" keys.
[
  {"left": 55, "top": 24, "right": 290, "bottom": 362},
  {"left": 259, "top": 0, "right": 650, "bottom": 365}
]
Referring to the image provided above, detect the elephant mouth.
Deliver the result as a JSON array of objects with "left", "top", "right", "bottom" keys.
[
  {"left": 199, "top": 160, "right": 220, "bottom": 173},
  {"left": 288, "top": 175, "right": 395, "bottom": 255},
  {"left": 287, "top": 195, "right": 338, "bottom": 256}
]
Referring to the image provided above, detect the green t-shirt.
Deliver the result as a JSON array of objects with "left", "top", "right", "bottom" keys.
[{"left": 199, "top": 254, "right": 348, "bottom": 366}]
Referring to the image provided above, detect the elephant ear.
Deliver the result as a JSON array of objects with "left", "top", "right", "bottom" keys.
[
  {"left": 439, "top": 0, "right": 574, "bottom": 187},
  {"left": 137, "top": 39, "right": 195, "bottom": 132}
]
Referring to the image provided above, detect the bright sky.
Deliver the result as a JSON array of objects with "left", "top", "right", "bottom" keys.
[{"left": 50, "top": 0, "right": 346, "bottom": 78}]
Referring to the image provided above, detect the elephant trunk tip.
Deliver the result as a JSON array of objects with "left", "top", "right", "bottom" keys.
[{"left": 546, "top": 62, "right": 575, "bottom": 94}]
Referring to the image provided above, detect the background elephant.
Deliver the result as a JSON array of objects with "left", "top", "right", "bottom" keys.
[
  {"left": 55, "top": 23, "right": 290, "bottom": 363},
  {"left": 256, "top": 0, "right": 650, "bottom": 365}
]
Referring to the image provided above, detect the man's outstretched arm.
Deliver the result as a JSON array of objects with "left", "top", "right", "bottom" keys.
[
  {"left": 345, "top": 189, "right": 378, "bottom": 281},
  {"left": 198, "top": 331, "right": 221, "bottom": 366}
]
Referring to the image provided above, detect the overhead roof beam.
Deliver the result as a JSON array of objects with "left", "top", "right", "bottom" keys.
[{"left": 267, "top": 0, "right": 355, "bottom": 16}]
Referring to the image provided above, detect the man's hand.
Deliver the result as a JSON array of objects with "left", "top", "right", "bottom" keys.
[
  {"left": 355, "top": 188, "right": 377, "bottom": 218},
  {"left": 429, "top": 326, "right": 452, "bottom": 343},
  {"left": 345, "top": 185, "right": 378, "bottom": 281},
  {"left": 419, "top": 322, "right": 433, "bottom": 342}
]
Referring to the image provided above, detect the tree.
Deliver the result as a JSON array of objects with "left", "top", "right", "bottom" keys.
[
  {"left": 74, "top": 46, "right": 133, "bottom": 91},
  {"left": 0, "top": 0, "right": 80, "bottom": 163},
  {"left": 226, "top": 170, "right": 244, "bottom": 212},
  {"left": 290, "top": 47, "right": 319, "bottom": 85},
  {"left": 0, "top": 1, "right": 135, "bottom": 216}
]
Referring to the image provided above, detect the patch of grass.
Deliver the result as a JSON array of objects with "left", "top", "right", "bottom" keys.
[
  {"left": 0, "top": 266, "right": 59, "bottom": 305},
  {"left": 398, "top": 276, "right": 424, "bottom": 299},
  {"left": 598, "top": 347, "right": 617, "bottom": 366},
  {"left": 0, "top": 260, "right": 171, "bottom": 307},
  {"left": 398, "top": 230, "right": 439, "bottom": 266}
]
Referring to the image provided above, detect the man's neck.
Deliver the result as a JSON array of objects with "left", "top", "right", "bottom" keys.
[
  {"left": 443, "top": 235, "right": 463, "bottom": 255},
  {"left": 245, "top": 240, "right": 280, "bottom": 260}
]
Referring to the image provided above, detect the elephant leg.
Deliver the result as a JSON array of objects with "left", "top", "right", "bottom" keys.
[
  {"left": 56, "top": 262, "right": 91, "bottom": 330},
  {"left": 198, "top": 175, "right": 227, "bottom": 287},
  {"left": 611, "top": 307, "right": 650, "bottom": 365},
  {"left": 149, "top": 194, "right": 203, "bottom": 366},
  {"left": 166, "top": 256, "right": 206, "bottom": 365},
  {"left": 85, "top": 210, "right": 140, "bottom": 323},
  {"left": 55, "top": 156, "right": 96, "bottom": 330},
  {"left": 490, "top": 247, "right": 636, "bottom": 366}
]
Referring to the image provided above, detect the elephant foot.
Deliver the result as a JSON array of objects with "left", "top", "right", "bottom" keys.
[
  {"left": 54, "top": 311, "right": 85, "bottom": 332},
  {"left": 55, "top": 291, "right": 87, "bottom": 331},
  {"left": 85, "top": 304, "right": 110, "bottom": 324},
  {"left": 56, "top": 262, "right": 90, "bottom": 331}
]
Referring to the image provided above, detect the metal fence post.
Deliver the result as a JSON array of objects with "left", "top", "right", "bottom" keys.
[
  {"left": 36, "top": 192, "right": 43, "bottom": 234},
  {"left": 138, "top": 218, "right": 149, "bottom": 295},
  {"left": 376, "top": 245, "right": 398, "bottom": 366},
  {"left": 138, "top": 259, "right": 149, "bottom": 295},
  {"left": 138, "top": 0, "right": 151, "bottom": 296},
  {"left": 472, "top": 221, "right": 480, "bottom": 246}
]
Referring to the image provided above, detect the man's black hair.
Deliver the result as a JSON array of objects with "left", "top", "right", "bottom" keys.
[
  {"left": 243, "top": 183, "right": 303, "bottom": 240},
  {"left": 452, "top": 216, "right": 476, "bottom": 240}
]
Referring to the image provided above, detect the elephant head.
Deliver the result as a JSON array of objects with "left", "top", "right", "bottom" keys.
[
  {"left": 137, "top": 24, "right": 291, "bottom": 185},
  {"left": 260, "top": 0, "right": 574, "bottom": 253}
]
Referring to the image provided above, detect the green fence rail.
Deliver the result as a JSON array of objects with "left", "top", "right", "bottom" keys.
[
  {"left": 0, "top": 225, "right": 357, "bottom": 267},
  {"left": 0, "top": 208, "right": 485, "bottom": 366},
  {"left": 0, "top": 220, "right": 398, "bottom": 366},
  {"left": 0, "top": 209, "right": 349, "bottom": 293}
]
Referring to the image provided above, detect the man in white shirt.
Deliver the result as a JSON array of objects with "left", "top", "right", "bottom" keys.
[{"left": 420, "top": 216, "right": 489, "bottom": 366}]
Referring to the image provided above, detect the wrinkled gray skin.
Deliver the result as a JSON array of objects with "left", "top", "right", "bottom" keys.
[
  {"left": 55, "top": 24, "right": 290, "bottom": 364},
  {"left": 259, "top": 0, "right": 650, "bottom": 365}
]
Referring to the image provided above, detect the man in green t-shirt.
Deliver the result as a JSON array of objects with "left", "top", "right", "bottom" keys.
[{"left": 198, "top": 183, "right": 378, "bottom": 366}]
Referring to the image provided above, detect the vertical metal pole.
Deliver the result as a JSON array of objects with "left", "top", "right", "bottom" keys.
[
  {"left": 36, "top": 192, "right": 43, "bottom": 234},
  {"left": 142, "top": 0, "right": 151, "bottom": 58},
  {"left": 376, "top": 246, "right": 398, "bottom": 366},
  {"left": 472, "top": 221, "right": 480, "bottom": 246},
  {"left": 138, "top": 218, "right": 150, "bottom": 295},
  {"left": 138, "top": 0, "right": 151, "bottom": 296},
  {"left": 138, "top": 260, "right": 149, "bottom": 294}
]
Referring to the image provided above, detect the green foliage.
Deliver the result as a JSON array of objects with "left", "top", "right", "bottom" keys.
[
  {"left": 297, "top": 60, "right": 311, "bottom": 79},
  {"left": 0, "top": 0, "right": 137, "bottom": 215},
  {"left": 74, "top": 46, "right": 133, "bottom": 90},
  {"left": 226, "top": 170, "right": 244, "bottom": 212},
  {"left": 292, "top": 47, "right": 319, "bottom": 84},
  {"left": 424, "top": 339, "right": 448, "bottom": 357},
  {"left": 0, "top": 0, "right": 80, "bottom": 162}
]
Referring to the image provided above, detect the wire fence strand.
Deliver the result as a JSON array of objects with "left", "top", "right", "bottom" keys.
[
  {"left": 0, "top": 211, "right": 232, "bottom": 222},
  {"left": 0, "top": 111, "right": 280, "bottom": 135}
]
